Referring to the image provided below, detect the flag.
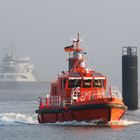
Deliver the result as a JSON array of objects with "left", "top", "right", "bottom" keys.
[{"left": 64, "top": 45, "right": 74, "bottom": 52}]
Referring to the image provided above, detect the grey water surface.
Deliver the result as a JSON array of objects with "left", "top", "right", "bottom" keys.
[{"left": 0, "top": 88, "right": 140, "bottom": 140}]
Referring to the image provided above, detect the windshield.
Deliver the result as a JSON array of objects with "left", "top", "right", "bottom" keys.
[
  {"left": 93, "top": 79, "right": 104, "bottom": 88},
  {"left": 68, "top": 79, "right": 81, "bottom": 88},
  {"left": 83, "top": 79, "right": 91, "bottom": 88}
]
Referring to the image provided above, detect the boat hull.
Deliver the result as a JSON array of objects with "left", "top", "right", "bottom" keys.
[{"left": 36, "top": 103, "right": 127, "bottom": 123}]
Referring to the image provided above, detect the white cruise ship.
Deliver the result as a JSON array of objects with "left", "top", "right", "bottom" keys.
[
  {"left": 0, "top": 49, "right": 50, "bottom": 98},
  {"left": 0, "top": 50, "right": 36, "bottom": 82}
]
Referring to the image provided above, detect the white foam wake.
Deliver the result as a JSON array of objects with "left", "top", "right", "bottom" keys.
[
  {"left": 0, "top": 112, "right": 38, "bottom": 125},
  {"left": 47, "top": 119, "right": 140, "bottom": 127},
  {"left": 108, "top": 119, "right": 140, "bottom": 127},
  {"left": 0, "top": 113, "right": 139, "bottom": 127},
  {"left": 54, "top": 120, "right": 103, "bottom": 126}
]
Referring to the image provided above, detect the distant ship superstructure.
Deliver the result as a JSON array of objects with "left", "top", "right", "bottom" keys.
[{"left": 0, "top": 50, "right": 36, "bottom": 82}]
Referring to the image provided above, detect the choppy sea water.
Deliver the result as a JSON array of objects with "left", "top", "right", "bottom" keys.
[{"left": 0, "top": 91, "right": 140, "bottom": 140}]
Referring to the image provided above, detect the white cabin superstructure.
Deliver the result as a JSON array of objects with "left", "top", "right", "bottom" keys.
[{"left": 0, "top": 51, "right": 36, "bottom": 81}]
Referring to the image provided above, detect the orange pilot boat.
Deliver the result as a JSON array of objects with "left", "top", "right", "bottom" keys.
[{"left": 35, "top": 34, "right": 127, "bottom": 124}]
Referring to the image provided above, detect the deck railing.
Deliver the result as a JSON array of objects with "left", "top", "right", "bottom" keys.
[
  {"left": 38, "top": 86, "right": 122, "bottom": 108},
  {"left": 38, "top": 95, "right": 62, "bottom": 108},
  {"left": 109, "top": 86, "right": 122, "bottom": 99},
  {"left": 71, "top": 86, "right": 122, "bottom": 103}
]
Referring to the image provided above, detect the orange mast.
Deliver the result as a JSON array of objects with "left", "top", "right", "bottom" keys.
[{"left": 64, "top": 34, "right": 86, "bottom": 73}]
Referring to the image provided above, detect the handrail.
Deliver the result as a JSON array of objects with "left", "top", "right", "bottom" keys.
[
  {"left": 109, "top": 86, "right": 122, "bottom": 99},
  {"left": 38, "top": 86, "right": 123, "bottom": 108},
  {"left": 38, "top": 95, "right": 62, "bottom": 108}
]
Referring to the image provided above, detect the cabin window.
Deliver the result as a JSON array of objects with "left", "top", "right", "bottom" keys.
[
  {"left": 83, "top": 79, "right": 91, "bottom": 88},
  {"left": 53, "top": 86, "right": 57, "bottom": 96},
  {"left": 61, "top": 79, "right": 66, "bottom": 90},
  {"left": 93, "top": 80, "right": 104, "bottom": 88},
  {"left": 68, "top": 79, "right": 81, "bottom": 88}
]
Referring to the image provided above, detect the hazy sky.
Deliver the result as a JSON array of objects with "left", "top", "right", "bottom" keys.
[{"left": 0, "top": 0, "right": 139, "bottom": 90}]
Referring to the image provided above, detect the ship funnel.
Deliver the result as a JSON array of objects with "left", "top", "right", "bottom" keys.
[{"left": 122, "top": 46, "right": 138, "bottom": 110}]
